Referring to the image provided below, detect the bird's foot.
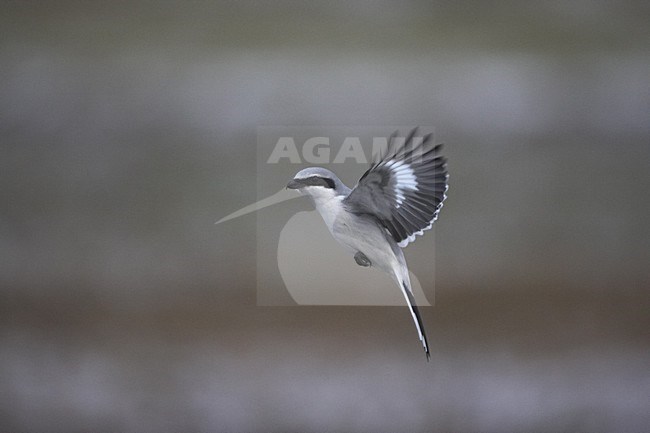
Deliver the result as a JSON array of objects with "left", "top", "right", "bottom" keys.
[{"left": 354, "top": 251, "right": 371, "bottom": 267}]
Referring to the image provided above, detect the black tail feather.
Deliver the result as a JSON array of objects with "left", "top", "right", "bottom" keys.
[{"left": 402, "top": 281, "right": 431, "bottom": 362}]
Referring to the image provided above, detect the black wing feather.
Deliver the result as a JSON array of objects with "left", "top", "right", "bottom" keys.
[{"left": 343, "top": 128, "right": 448, "bottom": 247}]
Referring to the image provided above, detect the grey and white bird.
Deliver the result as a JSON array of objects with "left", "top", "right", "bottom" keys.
[{"left": 286, "top": 129, "right": 448, "bottom": 360}]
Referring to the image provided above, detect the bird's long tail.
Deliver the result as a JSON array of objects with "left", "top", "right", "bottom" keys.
[{"left": 398, "top": 276, "right": 430, "bottom": 361}]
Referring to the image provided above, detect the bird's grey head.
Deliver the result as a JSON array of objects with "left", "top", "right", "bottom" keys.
[{"left": 286, "top": 167, "right": 349, "bottom": 196}]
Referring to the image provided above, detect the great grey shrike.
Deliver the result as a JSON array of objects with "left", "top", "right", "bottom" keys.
[{"left": 286, "top": 129, "right": 448, "bottom": 360}]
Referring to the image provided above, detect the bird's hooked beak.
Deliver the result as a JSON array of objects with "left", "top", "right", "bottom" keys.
[{"left": 286, "top": 179, "right": 303, "bottom": 190}]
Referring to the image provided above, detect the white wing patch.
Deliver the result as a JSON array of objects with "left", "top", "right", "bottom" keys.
[
  {"left": 388, "top": 160, "right": 418, "bottom": 207},
  {"left": 342, "top": 131, "right": 448, "bottom": 249},
  {"left": 397, "top": 180, "right": 449, "bottom": 248}
]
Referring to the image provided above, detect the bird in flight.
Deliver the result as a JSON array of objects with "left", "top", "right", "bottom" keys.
[{"left": 286, "top": 128, "right": 448, "bottom": 360}]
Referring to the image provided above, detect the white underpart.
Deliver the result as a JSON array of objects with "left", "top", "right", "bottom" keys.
[
  {"left": 387, "top": 160, "right": 418, "bottom": 207},
  {"left": 301, "top": 186, "right": 344, "bottom": 233}
]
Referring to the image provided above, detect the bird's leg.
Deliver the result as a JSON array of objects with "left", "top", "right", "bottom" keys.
[{"left": 354, "top": 251, "right": 371, "bottom": 267}]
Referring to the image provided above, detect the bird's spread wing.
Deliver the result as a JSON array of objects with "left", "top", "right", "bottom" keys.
[{"left": 343, "top": 129, "right": 448, "bottom": 247}]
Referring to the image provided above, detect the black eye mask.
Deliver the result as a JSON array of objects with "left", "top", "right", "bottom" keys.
[{"left": 301, "top": 176, "right": 336, "bottom": 189}]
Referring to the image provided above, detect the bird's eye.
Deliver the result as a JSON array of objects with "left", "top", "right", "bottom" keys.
[{"left": 321, "top": 178, "right": 335, "bottom": 189}]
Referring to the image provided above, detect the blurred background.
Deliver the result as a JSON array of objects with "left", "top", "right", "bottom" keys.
[{"left": 1, "top": 1, "right": 649, "bottom": 432}]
